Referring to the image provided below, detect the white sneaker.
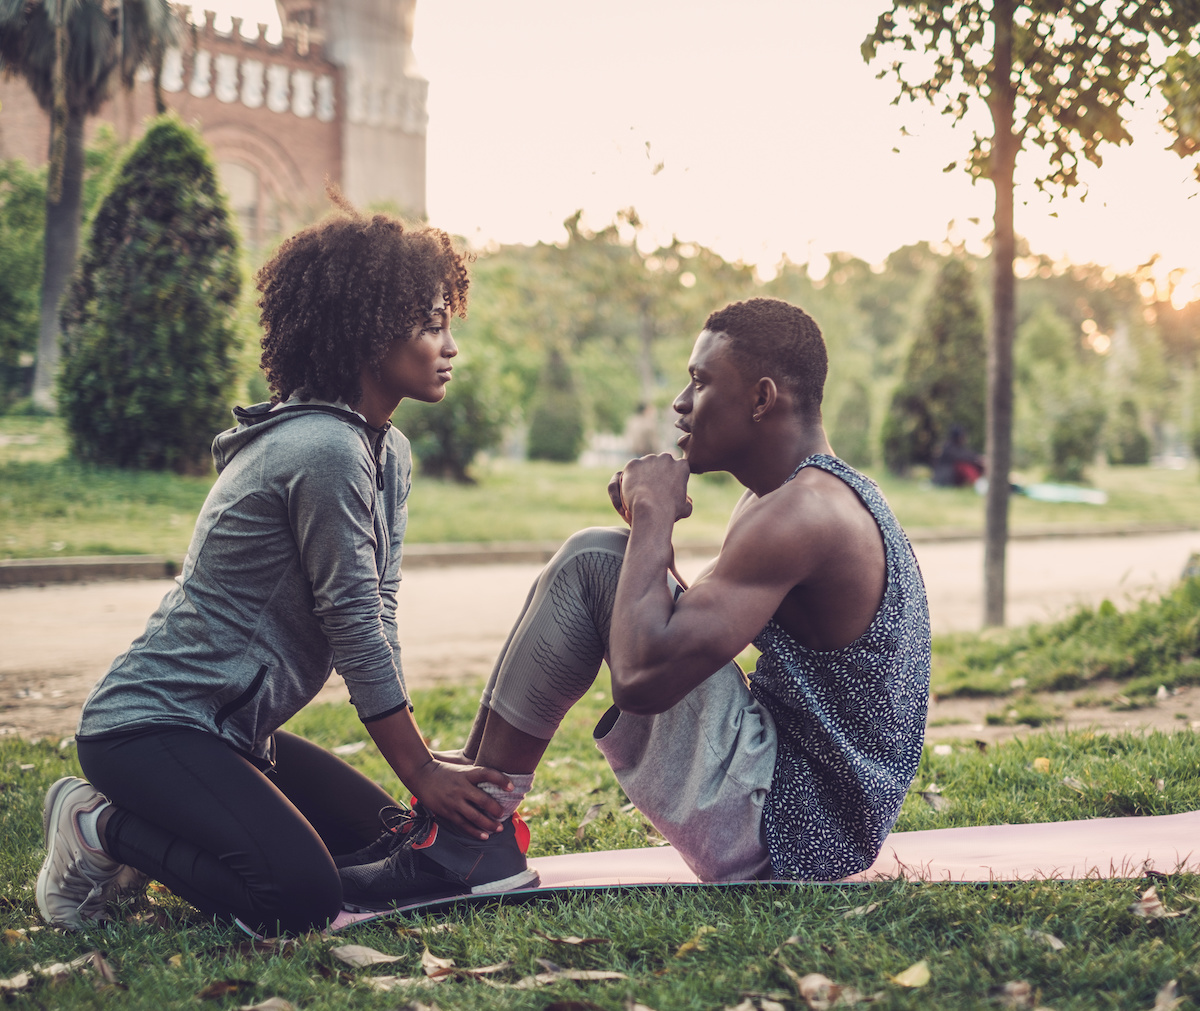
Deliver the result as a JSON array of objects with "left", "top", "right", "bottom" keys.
[{"left": 35, "top": 777, "right": 142, "bottom": 929}]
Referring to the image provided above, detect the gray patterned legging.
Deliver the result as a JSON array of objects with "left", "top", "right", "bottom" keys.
[{"left": 480, "top": 527, "right": 634, "bottom": 739}]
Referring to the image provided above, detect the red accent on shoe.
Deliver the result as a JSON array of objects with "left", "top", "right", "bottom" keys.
[
  {"left": 511, "top": 809, "right": 531, "bottom": 855},
  {"left": 412, "top": 822, "right": 438, "bottom": 850}
]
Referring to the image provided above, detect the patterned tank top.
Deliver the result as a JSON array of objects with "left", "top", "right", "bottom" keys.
[{"left": 749, "top": 454, "right": 931, "bottom": 880}]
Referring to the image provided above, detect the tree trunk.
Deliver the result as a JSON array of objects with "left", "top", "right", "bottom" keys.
[
  {"left": 31, "top": 110, "right": 86, "bottom": 412},
  {"left": 984, "top": 0, "right": 1018, "bottom": 626}
]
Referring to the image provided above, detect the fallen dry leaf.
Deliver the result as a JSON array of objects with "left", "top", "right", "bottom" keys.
[
  {"left": 393, "top": 924, "right": 454, "bottom": 938},
  {"left": 168, "top": 954, "right": 184, "bottom": 968},
  {"left": 988, "top": 980, "right": 1035, "bottom": 1008},
  {"left": 85, "top": 951, "right": 120, "bottom": 985},
  {"left": 533, "top": 930, "right": 611, "bottom": 946},
  {"left": 1025, "top": 929, "right": 1065, "bottom": 951},
  {"left": 451, "top": 961, "right": 513, "bottom": 979},
  {"left": 511, "top": 968, "right": 628, "bottom": 989},
  {"left": 1032, "top": 757, "right": 1051, "bottom": 774},
  {"left": 797, "top": 972, "right": 876, "bottom": 1009},
  {"left": 889, "top": 960, "right": 930, "bottom": 988},
  {"left": 1154, "top": 979, "right": 1184, "bottom": 1010},
  {"left": 1129, "top": 886, "right": 1191, "bottom": 919},
  {"left": 331, "top": 944, "right": 404, "bottom": 967},
  {"left": 3, "top": 928, "right": 27, "bottom": 944},
  {"left": 0, "top": 972, "right": 31, "bottom": 993},
  {"left": 422, "top": 949, "right": 456, "bottom": 977},
  {"left": 1062, "top": 776, "right": 1085, "bottom": 793},
  {"left": 675, "top": 925, "right": 718, "bottom": 957},
  {"left": 32, "top": 950, "right": 118, "bottom": 986},
  {"left": 237, "top": 999, "right": 297, "bottom": 1011},
  {"left": 575, "top": 803, "right": 606, "bottom": 840},
  {"left": 197, "top": 979, "right": 256, "bottom": 1000},
  {"left": 843, "top": 903, "right": 880, "bottom": 919},
  {"left": 919, "top": 784, "right": 949, "bottom": 812},
  {"left": 775, "top": 957, "right": 804, "bottom": 992},
  {"left": 799, "top": 973, "right": 839, "bottom": 1009}
]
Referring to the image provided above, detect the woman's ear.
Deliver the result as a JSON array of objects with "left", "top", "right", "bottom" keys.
[{"left": 751, "top": 377, "right": 779, "bottom": 423}]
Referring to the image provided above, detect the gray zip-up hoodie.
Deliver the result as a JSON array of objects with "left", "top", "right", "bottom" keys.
[{"left": 77, "top": 400, "right": 411, "bottom": 765}]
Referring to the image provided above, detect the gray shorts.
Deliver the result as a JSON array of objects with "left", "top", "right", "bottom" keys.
[{"left": 593, "top": 660, "right": 778, "bottom": 882}]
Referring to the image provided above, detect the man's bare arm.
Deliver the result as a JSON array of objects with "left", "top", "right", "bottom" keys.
[{"left": 608, "top": 456, "right": 820, "bottom": 715}]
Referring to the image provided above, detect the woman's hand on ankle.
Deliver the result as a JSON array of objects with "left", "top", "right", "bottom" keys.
[{"left": 409, "top": 760, "right": 511, "bottom": 839}]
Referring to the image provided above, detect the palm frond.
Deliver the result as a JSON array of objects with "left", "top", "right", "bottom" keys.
[{"left": 0, "top": 1, "right": 175, "bottom": 112}]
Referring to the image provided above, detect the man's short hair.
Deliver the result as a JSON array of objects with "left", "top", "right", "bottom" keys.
[{"left": 703, "top": 298, "right": 828, "bottom": 417}]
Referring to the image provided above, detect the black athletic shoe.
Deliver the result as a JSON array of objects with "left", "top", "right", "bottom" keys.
[
  {"left": 338, "top": 808, "right": 539, "bottom": 911},
  {"left": 333, "top": 804, "right": 419, "bottom": 869}
]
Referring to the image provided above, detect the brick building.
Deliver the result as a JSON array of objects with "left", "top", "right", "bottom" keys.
[{"left": 0, "top": 0, "right": 427, "bottom": 244}]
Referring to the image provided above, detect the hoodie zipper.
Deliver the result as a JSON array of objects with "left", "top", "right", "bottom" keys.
[{"left": 215, "top": 664, "right": 269, "bottom": 729}]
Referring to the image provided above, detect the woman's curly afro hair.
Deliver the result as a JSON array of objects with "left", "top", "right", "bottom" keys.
[{"left": 257, "top": 189, "right": 470, "bottom": 406}]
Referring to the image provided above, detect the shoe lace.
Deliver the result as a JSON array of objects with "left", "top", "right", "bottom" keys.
[
  {"left": 379, "top": 806, "right": 438, "bottom": 879},
  {"left": 67, "top": 858, "right": 113, "bottom": 921}
]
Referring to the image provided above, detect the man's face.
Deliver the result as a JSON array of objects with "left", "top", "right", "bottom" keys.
[{"left": 672, "top": 329, "right": 756, "bottom": 474}]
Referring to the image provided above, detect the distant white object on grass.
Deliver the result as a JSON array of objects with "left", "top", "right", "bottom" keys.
[{"left": 973, "top": 477, "right": 1107, "bottom": 505}]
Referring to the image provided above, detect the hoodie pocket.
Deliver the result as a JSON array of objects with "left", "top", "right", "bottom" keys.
[{"left": 214, "top": 664, "right": 269, "bottom": 730}]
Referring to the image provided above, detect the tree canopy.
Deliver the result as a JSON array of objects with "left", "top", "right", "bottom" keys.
[
  {"left": 59, "top": 115, "right": 241, "bottom": 473},
  {"left": 0, "top": 0, "right": 177, "bottom": 410},
  {"left": 864, "top": 0, "right": 1200, "bottom": 625}
]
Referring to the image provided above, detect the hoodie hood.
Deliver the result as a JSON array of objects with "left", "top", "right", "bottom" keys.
[{"left": 212, "top": 399, "right": 390, "bottom": 476}]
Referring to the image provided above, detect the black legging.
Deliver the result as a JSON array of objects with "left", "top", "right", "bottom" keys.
[{"left": 77, "top": 727, "right": 397, "bottom": 935}]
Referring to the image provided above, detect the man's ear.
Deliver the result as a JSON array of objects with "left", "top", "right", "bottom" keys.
[{"left": 751, "top": 377, "right": 778, "bottom": 423}]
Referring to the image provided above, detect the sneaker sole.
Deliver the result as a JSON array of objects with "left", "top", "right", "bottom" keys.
[
  {"left": 340, "top": 868, "right": 543, "bottom": 914},
  {"left": 469, "top": 868, "right": 541, "bottom": 895}
]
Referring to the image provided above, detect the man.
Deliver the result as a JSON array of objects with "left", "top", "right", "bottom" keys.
[{"left": 338, "top": 297, "right": 931, "bottom": 907}]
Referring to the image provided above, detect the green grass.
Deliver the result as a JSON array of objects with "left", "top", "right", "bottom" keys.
[
  {"left": 4, "top": 684, "right": 1200, "bottom": 1009},
  {"left": 3, "top": 416, "right": 1198, "bottom": 559},
  {"left": 932, "top": 576, "right": 1200, "bottom": 703}
]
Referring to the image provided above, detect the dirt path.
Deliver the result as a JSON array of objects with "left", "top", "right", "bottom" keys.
[{"left": 3, "top": 530, "right": 1199, "bottom": 743}]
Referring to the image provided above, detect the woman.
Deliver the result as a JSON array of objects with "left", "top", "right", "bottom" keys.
[{"left": 35, "top": 196, "right": 536, "bottom": 936}]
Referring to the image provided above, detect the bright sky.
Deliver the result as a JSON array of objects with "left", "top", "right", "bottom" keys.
[{"left": 204, "top": 1, "right": 1200, "bottom": 301}]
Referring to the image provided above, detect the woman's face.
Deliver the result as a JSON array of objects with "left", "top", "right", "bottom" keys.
[{"left": 373, "top": 291, "right": 458, "bottom": 406}]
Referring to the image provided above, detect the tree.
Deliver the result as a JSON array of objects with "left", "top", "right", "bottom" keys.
[
  {"left": 0, "top": 159, "right": 44, "bottom": 410},
  {"left": 58, "top": 114, "right": 241, "bottom": 473},
  {"left": 864, "top": 1, "right": 1200, "bottom": 625},
  {"left": 0, "top": 126, "right": 124, "bottom": 410},
  {"left": 0, "top": 0, "right": 176, "bottom": 411},
  {"left": 882, "top": 258, "right": 986, "bottom": 474},
  {"left": 527, "top": 348, "right": 585, "bottom": 463}
]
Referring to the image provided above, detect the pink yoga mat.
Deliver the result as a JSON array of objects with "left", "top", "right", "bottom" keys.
[
  {"left": 529, "top": 810, "right": 1200, "bottom": 888},
  {"left": 326, "top": 810, "right": 1200, "bottom": 931}
]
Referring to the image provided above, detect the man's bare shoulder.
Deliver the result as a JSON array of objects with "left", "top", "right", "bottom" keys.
[
  {"left": 718, "top": 466, "right": 879, "bottom": 578},
  {"left": 712, "top": 463, "right": 887, "bottom": 650}
]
